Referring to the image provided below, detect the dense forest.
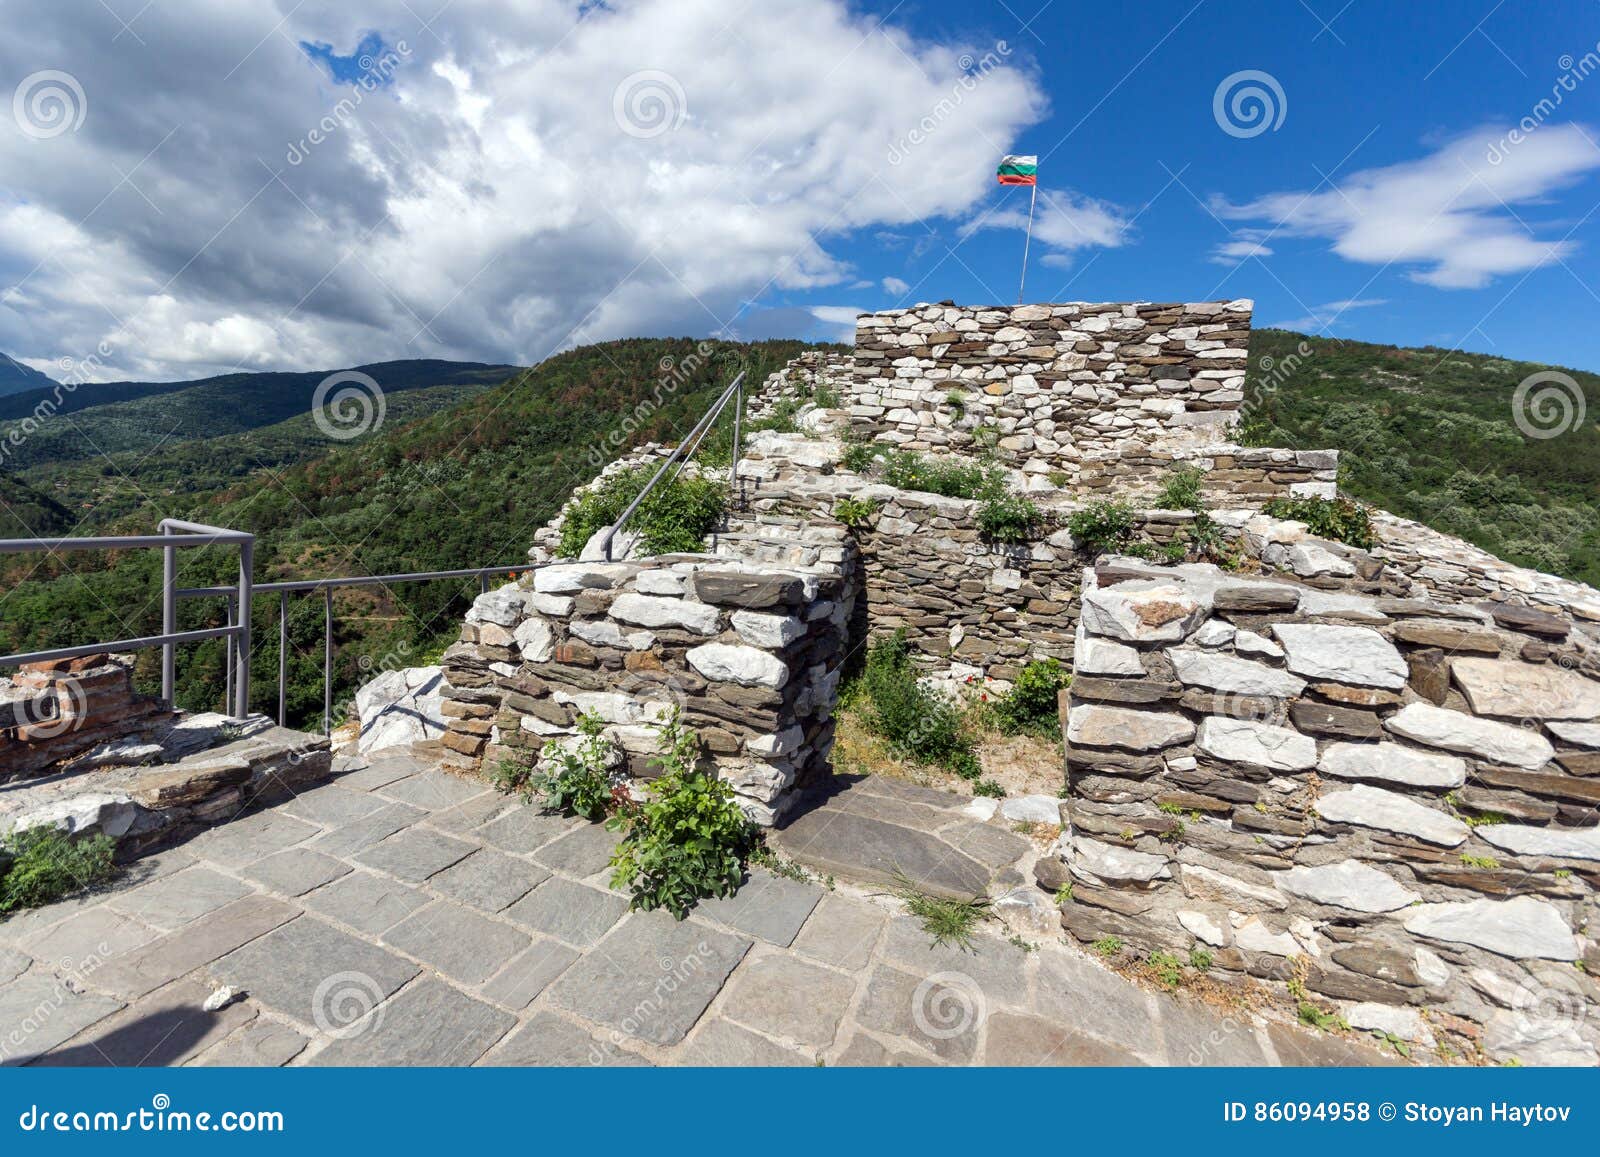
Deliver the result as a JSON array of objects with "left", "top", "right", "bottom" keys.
[
  {"left": 1242, "top": 329, "right": 1600, "bottom": 587},
  {"left": 0, "top": 339, "right": 814, "bottom": 726}
]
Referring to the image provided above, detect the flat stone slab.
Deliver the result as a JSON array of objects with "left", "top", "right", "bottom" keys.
[
  {"left": 480, "top": 938, "right": 582, "bottom": 1010},
  {"left": 1451, "top": 657, "right": 1600, "bottom": 721},
  {"left": 0, "top": 976, "right": 123, "bottom": 1065},
  {"left": 310, "top": 978, "right": 514, "bottom": 1066},
  {"left": 1403, "top": 895, "right": 1579, "bottom": 961},
  {"left": 90, "top": 895, "right": 300, "bottom": 1000},
  {"left": 1315, "top": 784, "right": 1469, "bottom": 847},
  {"left": 190, "top": 810, "right": 317, "bottom": 867},
  {"left": 108, "top": 867, "right": 252, "bottom": 931},
  {"left": 504, "top": 877, "right": 629, "bottom": 948},
  {"left": 306, "top": 802, "right": 423, "bottom": 858},
  {"left": 1317, "top": 741, "right": 1467, "bottom": 789},
  {"left": 278, "top": 783, "right": 386, "bottom": 828},
  {"left": 695, "top": 869, "right": 824, "bottom": 946},
  {"left": 382, "top": 901, "right": 530, "bottom": 984},
  {"left": 22, "top": 907, "right": 158, "bottom": 966},
  {"left": 478, "top": 807, "right": 573, "bottom": 854},
  {"left": 531, "top": 822, "right": 621, "bottom": 878},
  {"left": 243, "top": 848, "right": 352, "bottom": 896},
  {"left": 854, "top": 964, "right": 982, "bottom": 1063},
  {"left": 681, "top": 1017, "right": 813, "bottom": 1065},
  {"left": 547, "top": 911, "right": 750, "bottom": 1045},
  {"left": 34, "top": 977, "right": 253, "bottom": 1067},
  {"left": 1385, "top": 702, "right": 1555, "bottom": 771},
  {"left": 1476, "top": 823, "right": 1600, "bottom": 862},
  {"left": 333, "top": 756, "right": 425, "bottom": 792},
  {"left": 353, "top": 827, "right": 476, "bottom": 882},
  {"left": 211, "top": 916, "right": 419, "bottom": 1026},
  {"left": 1274, "top": 859, "right": 1420, "bottom": 913},
  {"left": 190, "top": 1019, "right": 308, "bottom": 1067},
  {"left": 720, "top": 951, "right": 853, "bottom": 1047},
  {"left": 1033, "top": 950, "right": 1163, "bottom": 1064},
  {"left": 791, "top": 894, "right": 885, "bottom": 970},
  {"left": 378, "top": 769, "right": 490, "bottom": 811},
  {"left": 428, "top": 849, "right": 549, "bottom": 911},
  {"left": 775, "top": 807, "right": 990, "bottom": 901},
  {"left": 302, "top": 871, "right": 430, "bottom": 936},
  {"left": 483, "top": 1011, "right": 650, "bottom": 1067},
  {"left": 984, "top": 1011, "right": 1146, "bottom": 1066}
]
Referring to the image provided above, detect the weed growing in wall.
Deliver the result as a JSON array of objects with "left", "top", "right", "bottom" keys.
[
  {"left": 1262, "top": 494, "right": 1376, "bottom": 549},
  {"left": 558, "top": 464, "right": 727, "bottom": 557},
  {"left": 1066, "top": 500, "right": 1137, "bottom": 555},
  {"left": 531, "top": 712, "right": 620, "bottom": 822},
  {"left": 0, "top": 827, "right": 117, "bottom": 915},
  {"left": 993, "top": 658, "right": 1069, "bottom": 737}
]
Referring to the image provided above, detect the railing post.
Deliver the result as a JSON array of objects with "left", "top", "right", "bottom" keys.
[
  {"left": 731, "top": 373, "right": 743, "bottom": 509},
  {"left": 278, "top": 591, "right": 288, "bottom": 727},
  {"left": 161, "top": 525, "right": 175, "bottom": 704},
  {"left": 323, "top": 586, "right": 333, "bottom": 737},
  {"left": 234, "top": 536, "right": 253, "bottom": 719},
  {"left": 224, "top": 594, "right": 235, "bottom": 713}
]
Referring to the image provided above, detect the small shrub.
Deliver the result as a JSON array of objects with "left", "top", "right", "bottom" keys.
[
  {"left": 1157, "top": 464, "right": 1207, "bottom": 511},
  {"left": 558, "top": 465, "right": 727, "bottom": 557},
  {"left": 993, "top": 658, "right": 1069, "bottom": 736},
  {"left": 492, "top": 751, "right": 535, "bottom": 801},
  {"left": 879, "top": 450, "right": 998, "bottom": 500},
  {"left": 833, "top": 496, "right": 878, "bottom": 529},
  {"left": 532, "top": 713, "right": 616, "bottom": 822},
  {"left": 1054, "top": 883, "right": 1073, "bottom": 906},
  {"left": 944, "top": 390, "right": 968, "bottom": 419},
  {"left": 861, "top": 630, "right": 969, "bottom": 766},
  {"left": 946, "top": 749, "right": 983, "bottom": 782},
  {"left": 747, "top": 396, "right": 802, "bottom": 435},
  {"left": 1046, "top": 469, "right": 1071, "bottom": 488},
  {"left": 812, "top": 384, "right": 841, "bottom": 409},
  {"left": 1147, "top": 950, "right": 1184, "bottom": 990},
  {"left": 1188, "top": 947, "right": 1214, "bottom": 972},
  {"left": 1261, "top": 495, "right": 1375, "bottom": 550},
  {"left": 973, "top": 779, "right": 1006, "bottom": 798},
  {"left": 977, "top": 491, "right": 1041, "bottom": 544},
  {"left": 0, "top": 827, "right": 117, "bottom": 915},
  {"left": 608, "top": 712, "right": 755, "bottom": 918},
  {"left": 1092, "top": 935, "right": 1123, "bottom": 957},
  {"left": 1066, "top": 500, "right": 1137, "bottom": 556}
]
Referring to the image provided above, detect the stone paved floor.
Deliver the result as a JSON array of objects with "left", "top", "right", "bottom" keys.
[{"left": 0, "top": 753, "right": 1392, "bottom": 1067}]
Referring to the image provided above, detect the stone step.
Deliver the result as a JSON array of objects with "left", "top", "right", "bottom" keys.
[
  {"left": 0, "top": 718, "right": 333, "bottom": 858},
  {"left": 771, "top": 774, "right": 1033, "bottom": 901}
]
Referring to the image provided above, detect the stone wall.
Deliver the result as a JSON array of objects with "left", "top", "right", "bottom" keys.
[
  {"left": 1057, "top": 556, "right": 1600, "bottom": 1064},
  {"left": 437, "top": 547, "right": 854, "bottom": 826},
  {"left": 1, "top": 655, "right": 174, "bottom": 783}
]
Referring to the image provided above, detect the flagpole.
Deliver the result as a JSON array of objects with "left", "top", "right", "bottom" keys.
[{"left": 1017, "top": 181, "right": 1037, "bottom": 304}]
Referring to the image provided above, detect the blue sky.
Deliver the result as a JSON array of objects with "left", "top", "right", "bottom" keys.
[
  {"left": 772, "top": 0, "right": 1600, "bottom": 368},
  {"left": 1, "top": 0, "right": 1596, "bottom": 380}
]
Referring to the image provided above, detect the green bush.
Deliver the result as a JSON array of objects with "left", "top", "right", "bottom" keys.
[
  {"left": 833, "top": 496, "right": 878, "bottom": 529},
  {"left": 812, "top": 384, "right": 841, "bottom": 409},
  {"left": 1066, "top": 500, "right": 1137, "bottom": 555},
  {"left": 977, "top": 491, "right": 1041, "bottom": 543},
  {"left": 840, "top": 440, "right": 878, "bottom": 473},
  {"left": 879, "top": 450, "right": 998, "bottom": 500},
  {"left": 1262, "top": 495, "right": 1376, "bottom": 549},
  {"left": 558, "top": 465, "right": 727, "bottom": 557},
  {"left": 0, "top": 827, "right": 117, "bottom": 915},
  {"left": 1157, "top": 464, "right": 1206, "bottom": 511},
  {"left": 994, "top": 658, "right": 1069, "bottom": 736},
  {"left": 530, "top": 713, "right": 617, "bottom": 821},
  {"left": 861, "top": 630, "right": 968, "bottom": 765},
  {"left": 608, "top": 712, "right": 754, "bottom": 918}
]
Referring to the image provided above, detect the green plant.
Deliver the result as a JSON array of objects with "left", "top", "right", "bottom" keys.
[
  {"left": 1160, "top": 539, "right": 1189, "bottom": 564},
  {"left": 532, "top": 712, "right": 617, "bottom": 822},
  {"left": 944, "top": 390, "right": 968, "bottom": 419},
  {"left": 892, "top": 870, "right": 988, "bottom": 950},
  {"left": 1555, "top": 868, "right": 1572, "bottom": 879},
  {"left": 1296, "top": 1001, "right": 1350, "bottom": 1033},
  {"left": 879, "top": 449, "right": 998, "bottom": 500},
  {"left": 977, "top": 491, "right": 1041, "bottom": 544},
  {"left": 558, "top": 464, "right": 727, "bottom": 557},
  {"left": 1147, "top": 950, "right": 1184, "bottom": 990},
  {"left": 973, "top": 779, "right": 1006, "bottom": 798},
  {"left": 833, "top": 496, "right": 879, "bottom": 529},
  {"left": 1188, "top": 947, "right": 1213, "bottom": 972},
  {"left": 1373, "top": 1030, "right": 1412, "bottom": 1058},
  {"left": 1157, "top": 464, "right": 1206, "bottom": 511},
  {"left": 0, "top": 827, "right": 117, "bottom": 915},
  {"left": 1460, "top": 853, "right": 1501, "bottom": 869},
  {"left": 947, "top": 749, "right": 983, "bottom": 782},
  {"left": 812, "top": 384, "right": 841, "bottom": 410},
  {"left": 1008, "top": 935, "right": 1038, "bottom": 953},
  {"left": 993, "top": 658, "right": 1069, "bottom": 737},
  {"left": 608, "top": 712, "right": 755, "bottom": 919},
  {"left": 492, "top": 750, "right": 535, "bottom": 801},
  {"left": 1054, "top": 883, "right": 1074, "bottom": 906},
  {"left": 840, "top": 440, "right": 878, "bottom": 473},
  {"left": 1465, "top": 810, "right": 1509, "bottom": 828},
  {"left": 1066, "top": 500, "right": 1137, "bottom": 555},
  {"left": 860, "top": 630, "right": 971, "bottom": 767},
  {"left": 1262, "top": 495, "right": 1376, "bottom": 550},
  {"left": 1047, "top": 470, "right": 1071, "bottom": 488},
  {"left": 1092, "top": 936, "right": 1123, "bottom": 957}
]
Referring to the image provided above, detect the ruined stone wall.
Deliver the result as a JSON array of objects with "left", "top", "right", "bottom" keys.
[
  {"left": 437, "top": 547, "right": 854, "bottom": 826},
  {"left": 847, "top": 300, "right": 1273, "bottom": 490},
  {"left": 1057, "top": 554, "right": 1600, "bottom": 1064},
  {"left": 1, "top": 655, "right": 174, "bottom": 783}
]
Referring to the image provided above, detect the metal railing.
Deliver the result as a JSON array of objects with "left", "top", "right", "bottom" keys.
[
  {"left": 598, "top": 369, "right": 745, "bottom": 560},
  {"left": 1, "top": 521, "right": 519, "bottom": 733}
]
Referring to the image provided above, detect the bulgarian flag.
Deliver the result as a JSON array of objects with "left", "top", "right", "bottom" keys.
[{"left": 997, "top": 155, "right": 1037, "bottom": 186}]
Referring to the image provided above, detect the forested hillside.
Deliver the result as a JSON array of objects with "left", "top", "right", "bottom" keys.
[
  {"left": 0, "top": 338, "right": 816, "bottom": 724},
  {"left": 1243, "top": 329, "right": 1600, "bottom": 587}
]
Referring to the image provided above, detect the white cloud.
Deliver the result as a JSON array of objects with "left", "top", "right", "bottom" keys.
[
  {"left": 808, "top": 305, "right": 865, "bottom": 342},
  {"left": 1268, "top": 298, "right": 1387, "bottom": 333},
  {"left": 1212, "top": 125, "right": 1600, "bottom": 289},
  {"left": 0, "top": 0, "right": 1049, "bottom": 380},
  {"left": 1209, "top": 234, "right": 1275, "bottom": 265},
  {"left": 881, "top": 276, "right": 910, "bottom": 296},
  {"left": 960, "top": 187, "right": 1131, "bottom": 259}
]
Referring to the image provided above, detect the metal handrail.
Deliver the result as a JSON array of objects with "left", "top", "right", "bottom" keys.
[
  {"left": 598, "top": 369, "right": 745, "bottom": 561},
  {"left": 1, "top": 520, "right": 522, "bottom": 734}
]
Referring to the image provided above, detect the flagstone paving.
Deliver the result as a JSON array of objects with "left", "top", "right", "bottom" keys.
[{"left": 0, "top": 751, "right": 1395, "bottom": 1068}]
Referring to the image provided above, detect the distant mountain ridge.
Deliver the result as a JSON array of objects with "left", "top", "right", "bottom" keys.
[{"left": 0, "top": 352, "right": 54, "bottom": 397}]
